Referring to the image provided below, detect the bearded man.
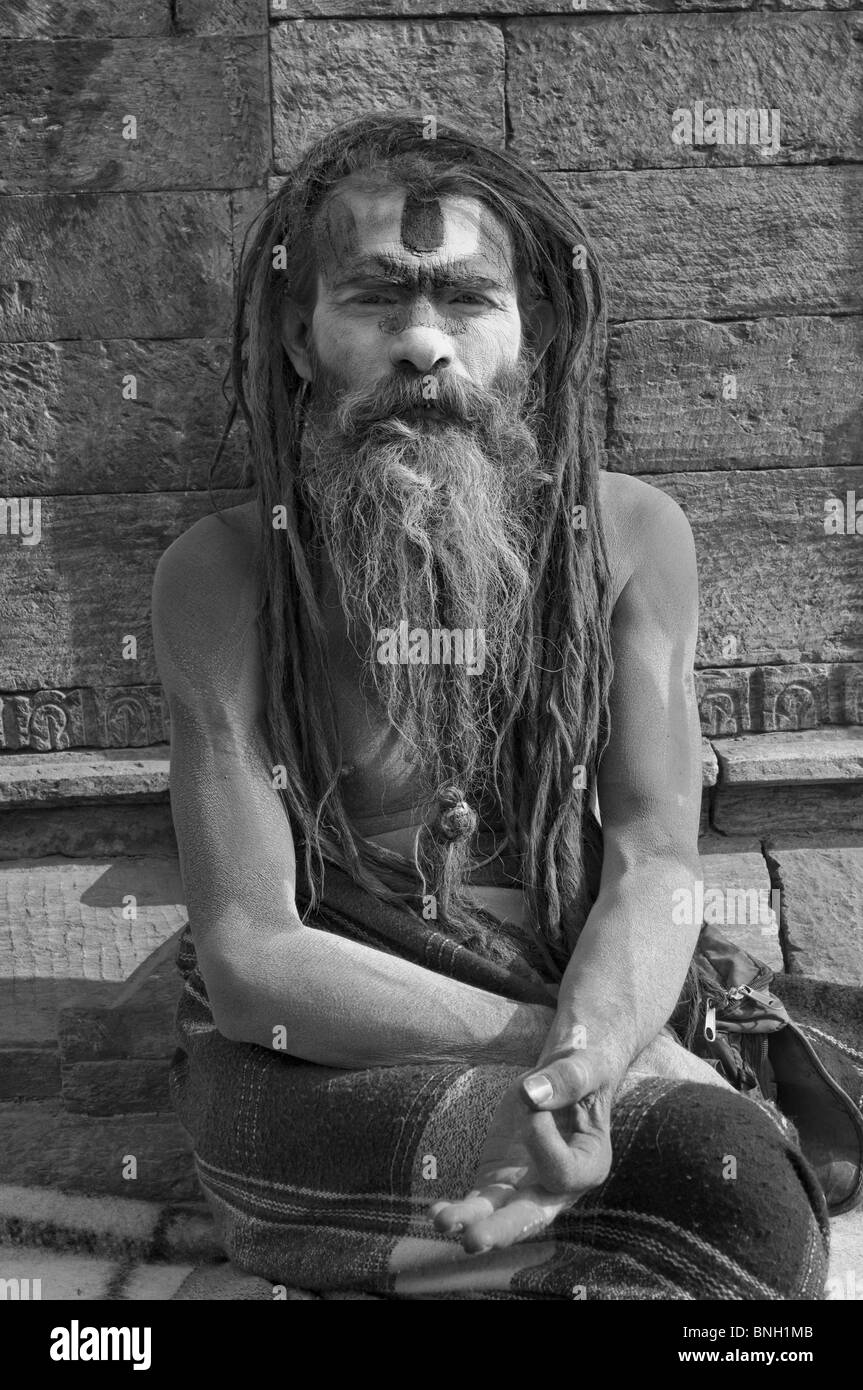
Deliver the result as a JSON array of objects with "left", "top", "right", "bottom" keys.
[{"left": 152, "top": 114, "right": 829, "bottom": 1299}]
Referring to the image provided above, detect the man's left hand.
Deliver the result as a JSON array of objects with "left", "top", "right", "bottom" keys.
[{"left": 428, "top": 1050, "right": 616, "bottom": 1253}]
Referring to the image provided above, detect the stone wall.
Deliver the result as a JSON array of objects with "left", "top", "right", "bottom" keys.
[{"left": 0, "top": 1, "right": 860, "bottom": 750}]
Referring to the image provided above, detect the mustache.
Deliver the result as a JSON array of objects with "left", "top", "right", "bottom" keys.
[{"left": 309, "top": 360, "right": 538, "bottom": 442}]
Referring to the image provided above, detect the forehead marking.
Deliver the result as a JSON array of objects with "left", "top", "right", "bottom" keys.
[
  {"left": 400, "top": 190, "right": 445, "bottom": 254},
  {"left": 322, "top": 187, "right": 495, "bottom": 264}
]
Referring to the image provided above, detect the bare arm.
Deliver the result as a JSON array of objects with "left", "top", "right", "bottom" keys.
[
  {"left": 538, "top": 484, "right": 704, "bottom": 1078},
  {"left": 152, "top": 509, "right": 554, "bottom": 1070}
]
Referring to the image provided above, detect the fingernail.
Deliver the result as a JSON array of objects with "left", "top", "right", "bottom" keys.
[{"left": 523, "top": 1074, "right": 553, "bottom": 1105}]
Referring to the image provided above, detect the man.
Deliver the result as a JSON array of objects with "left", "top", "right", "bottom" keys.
[{"left": 152, "top": 114, "right": 828, "bottom": 1298}]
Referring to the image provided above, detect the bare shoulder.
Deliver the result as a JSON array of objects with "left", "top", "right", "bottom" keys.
[
  {"left": 598, "top": 470, "right": 695, "bottom": 607},
  {"left": 151, "top": 500, "right": 264, "bottom": 707},
  {"left": 152, "top": 500, "right": 259, "bottom": 625}
]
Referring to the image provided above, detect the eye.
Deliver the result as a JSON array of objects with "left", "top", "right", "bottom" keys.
[
  {"left": 352, "top": 293, "right": 397, "bottom": 305},
  {"left": 448, "top": 292, "right": 491, "bottom": 307}
]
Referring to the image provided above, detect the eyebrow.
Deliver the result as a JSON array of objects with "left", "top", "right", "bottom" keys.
[{"left": 327, "top": 254, "right": 511, "bottom": 294}]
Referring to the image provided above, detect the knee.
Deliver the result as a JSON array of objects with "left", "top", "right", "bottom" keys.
[{"left": 603, "top": 1081, "right": 829, "bottom": 1295}]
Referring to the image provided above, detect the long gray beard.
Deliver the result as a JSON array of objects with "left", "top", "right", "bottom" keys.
[{"left": 297, "top": 361, "right": 550, "bottom": 801}]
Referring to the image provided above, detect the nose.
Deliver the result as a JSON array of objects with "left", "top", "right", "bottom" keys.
[{"left": 388, "top": 325, "right": 454, "bottom": 375}]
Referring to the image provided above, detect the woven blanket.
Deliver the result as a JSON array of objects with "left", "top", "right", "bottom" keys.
[{"left": 170, "top": 864, "right": 831, "bottom": 1299}]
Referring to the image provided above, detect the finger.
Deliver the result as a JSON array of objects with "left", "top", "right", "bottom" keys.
[
  {"left": 521, "top": 1054, "right": 595, "bottom": 1111},
  {"left": 429, "top": 1184, "right": 516, "bottom": 1234},
  {"left": 462, "top": 1191, "right": 567, "bottom": 1253},
  {"left": 528, "top": 1110, "right": 613, "bottom": 1194}
]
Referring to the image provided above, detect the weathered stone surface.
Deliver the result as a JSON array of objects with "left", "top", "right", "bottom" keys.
[
  {"left": 0, "top": 856, "right": 185, "bottom": 989},
  {"left": 0, "top": 748, "right": 170, "bottom": 806},
  {"left": 0, "top": 803, "right": 178, "bottom": 861},
  {"left": 62, "top": 1058, "right": 172, "bottom": 1115},
  {"left": 0, "top": 1046, "right": 61, "bottom": 1100},
  {"left": 0, "top": 687, "right": 170, "bottom": 751},
  {"left": 0, "top": 978, "right": 119, "bottom": 1050},
  {"left": 0, "top": 489, "right": 248, "bottom": 688},
  {"left": 695, "top": 664, "right": 863, "bottom": 736},
  {"left": 175, "top": 0, "right": 267, "bottom": 33},
  {"left": 607, "top": 317, "right": 863, "bottom": 473},
  {"left": 656, "top": 467, "right": 863, "bottom": 666},
  {"left": 697, "top": 832, "right": 783, "bottom": 968},
  {"left": 0, "top": 1101, "right": 197, "bottom": 1199},
  {"left": 555, "top": 167, "right": 863, "bottom": 321},
  {"left": 0, "top": 37, "right": 269, "bottom": 193},
  {"left": 764, "top": 836, "right": 863, "bottom": 985},
  {"left": 713, "top": 784, "right": 863, "bottom": 835},
  {"left": 0, "top": 192, "right": 233, "bottom": 341},
  {"left": 270, "top": 20, "right": 504, "bottom": 166},
  {"left": 269, "top": 0, "right": 858, "bottom": 14},
  {"left": 760, "top": 665, "right": 833, "bottom": 733},
  {"left": 714, "top": 728, "right": 863, "bottom": 785},
  {"left": 0, "top": 2, "right": 171, "bottom": 39},
  {"left": 509, "top": 15, "right": 862, "bottom": 170},
  {"left": 696, "top": 667, "right": 754, "bottom": 738},
  {"left": 60, "top": 928, "right": 184, "bottom": 1064},
  {"left": 0, "top": 339, "right": 244, "bottom": 495}
]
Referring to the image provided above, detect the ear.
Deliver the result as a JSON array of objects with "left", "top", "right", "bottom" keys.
[
  {"left": 280, "top": 299, "right": 314, "bottom": 383},
  {"left": 522, "top": 297, "right": 557, "bottom": 361}
]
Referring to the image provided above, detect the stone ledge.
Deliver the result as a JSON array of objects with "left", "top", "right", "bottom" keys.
[
  {"left": 711, "top": 728, "right": 863, "bottom": 787},
  {"left": 3, "top": 733, "right": 862, "bottom": 813},
  {"left": 0, "top": 747, "right": 170, "bottom": 808}
]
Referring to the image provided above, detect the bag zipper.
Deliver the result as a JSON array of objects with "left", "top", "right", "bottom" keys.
[{"left": 702, "top": 982, "right": 783, "bottom": 1040}]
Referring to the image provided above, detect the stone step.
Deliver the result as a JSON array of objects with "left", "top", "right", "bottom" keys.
[
  {"left": 0, "top": 856, "right": 186, "bottom": 1111},
  {"left": 0, "top": 746, "right": 170, "bottom": 808},
  {"left": 711, "top": 728, "right": 863, "bottom": 834},
  {"left": 0, "top": 1100, "right": 196, "bottom": 1201}
]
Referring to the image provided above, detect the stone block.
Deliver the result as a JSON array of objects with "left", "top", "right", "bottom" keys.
[
  {"left": 0, "top": 689, "right": 171, "bottom": 754},
  {"left": 607, "top": 317, "right": 862, "bottom": 474},
  {"left": 714, "top": 728, "right": 863, "bottom": 786},
  {"left": 0, "top": 803, "right": 178, "bottom": 861},
  {"left": 0, "top": 489, "right": 247, "bottom": 688},
  {"left": 713, "top": 784, "right": 863, "bottom": 837},
  {"left": 268, "top": 0, "right": 841, "bottom": 15},
  {"left": 764, "top": 835, "right": 863, "bottom": 986},
  {"left": 0, "top": 192, "right": 233, "bottom": 340},
  {"left": 62, "top": 1058, "right": 173, "bottom": 1115},
  {"left": 0, "top": 2, "right": 171, "bottom": 39},
  {"left": 0, "top": 855, "right": 186, "bottom": 990},
  {"left": 508, "top": 14, "right": 862, "bottom": 170},
  {"left": 555, "top": 167, "right": 863, "bottom": 321},
  {"left": 175, "top": 0, "right": 267, "bottom": 34},
  {"left": 0, "top": 339, "right": 245, "bottom": 495},
  {"left": 697, "top": 832, "right": 783, "bottom": 969},
  {"left": 0, "top": 1101, "right": 197, "bottom": 1200},
  {"left": 0, "top": 36, "right": 269, "bottom": 192},
  {"left": 0, "top": 748, "right": 171, "bottom": 806},
  {"left": 0, "top": 1046, "right": 61, "bottom": 1100},
  {"left": 656, "top": 468, "right": 863, "bottom": 666},
  {"left": 271, "top": 20, "right": 504, "bottom": 165}
]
